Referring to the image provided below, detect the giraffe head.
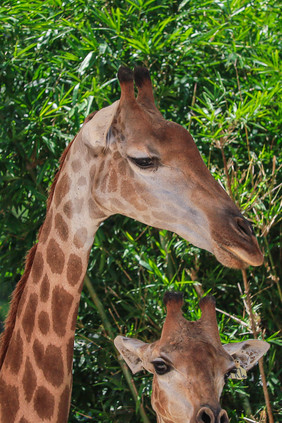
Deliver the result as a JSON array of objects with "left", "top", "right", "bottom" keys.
[
  {"left": 114, "top": 293, "right": 269, "bottom": 423},
  {"left": 80, "top": 66, "right": 262, "bottom": 269}
]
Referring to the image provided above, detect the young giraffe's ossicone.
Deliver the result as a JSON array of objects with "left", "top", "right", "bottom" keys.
[
  {"left": 115, "top": 292, "right": 269, "bottom": 423},
  {"left": 0, "top": 66, "right": 263, "bottom": 423}
]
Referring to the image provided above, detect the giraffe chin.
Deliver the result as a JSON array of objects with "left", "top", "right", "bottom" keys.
[{"left": 213, "top": 244, "right": 261, "bottom": 269}]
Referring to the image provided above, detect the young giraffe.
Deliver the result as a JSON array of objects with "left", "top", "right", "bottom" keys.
[
  {"left": 115, "top": 292, "right": 269, "bottom": 423},
  {"left": 0, "top": 67, "right": 263, "bottom": 423}
]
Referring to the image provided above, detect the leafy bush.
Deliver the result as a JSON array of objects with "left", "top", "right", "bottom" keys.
[{"left": 0, "top": 0, "right": 280, "bottom": 422}]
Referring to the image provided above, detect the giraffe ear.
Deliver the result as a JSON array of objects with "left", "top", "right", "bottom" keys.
[
  {"left": 134, "top": 66, "right": 161, "bottom": 115},
  {"left": 223, "top": 340, "right": 270, "bottom": 371},
  {"left": 118, "top": 66, "right": 135, "bottom": 103},
  {"left": 81, "top": 100, "right": 120, "bottom": 150},
  {"left": 114, "top": 335, "right": 150, "bottom": 374}
]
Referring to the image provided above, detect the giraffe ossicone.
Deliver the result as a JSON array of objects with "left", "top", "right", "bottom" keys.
[
  {"left": 115, "top": 292, "right": 269, "bottom": 423},
  {"left": 0, "top": 66, "right": 263, "bottom": 423}
]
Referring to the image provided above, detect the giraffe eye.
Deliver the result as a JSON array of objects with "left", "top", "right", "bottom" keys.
[
  {"left": 128, "top": 156, "right": 159, "bottom": 169},
  {"left": 152, "top": 360, "right": 171, "bottom": 375}
]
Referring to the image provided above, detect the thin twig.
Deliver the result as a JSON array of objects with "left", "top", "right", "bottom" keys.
[
  {"left": 241, "top": 270, "right": 274, "bottom": 423},
  {"left": 215, "top": 307, "right": 249, "bottom": 327}
]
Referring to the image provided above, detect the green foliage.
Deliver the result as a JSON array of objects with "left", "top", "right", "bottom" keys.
[{"left": 0, "top": 0, "right": 281, "bottom": 422}]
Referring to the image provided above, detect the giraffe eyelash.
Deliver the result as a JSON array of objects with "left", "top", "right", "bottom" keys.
[
  {"left": 152, "top": 359, "right": 171, "bottom": 375},
  {"left": 128, "top": 156, "right": 159, "bottom": 170}
]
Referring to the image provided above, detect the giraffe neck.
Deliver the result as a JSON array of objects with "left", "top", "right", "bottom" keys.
[{"left": 0, "top": 136, "right": 107, "bottom": 423}]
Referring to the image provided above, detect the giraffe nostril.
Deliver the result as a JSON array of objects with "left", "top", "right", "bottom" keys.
[
  {"left": 197, "top": 407, "right": 215, "bottom": 423},
  {"left": 201, "top": 411, "right": 212, "bottom": 423},
  {"left": 218, "top": 409, "right": 229, "bottom": 423},
  {"left": 235, "top": 216, "right": 253, "bottom": 237}
]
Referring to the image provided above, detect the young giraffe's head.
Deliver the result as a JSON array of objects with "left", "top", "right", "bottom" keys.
[
  {"left": 115, "top": 293, "right": 269, "bottom": 423},
  {"left": 80, "top": 66, "right": 262, "bottom": 268}
]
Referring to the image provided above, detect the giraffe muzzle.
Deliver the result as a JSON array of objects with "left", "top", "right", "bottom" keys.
[
  {"left": 210, "top": 211, "right": 264, "bottom": 268},
  {"left": 196, "top": 406, "right": 229, "bottom": 423}
]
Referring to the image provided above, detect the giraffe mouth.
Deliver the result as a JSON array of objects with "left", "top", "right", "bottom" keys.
[{"left": 214, "top": 242, "right": 263, "bottom": 269}]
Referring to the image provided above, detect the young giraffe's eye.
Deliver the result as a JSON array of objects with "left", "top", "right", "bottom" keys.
[
  {"left": 152, "top": 360, "right": 171, "bottom": 375},
  {"left": 128, "top": 156, "right": 159, "bottom": 169}
]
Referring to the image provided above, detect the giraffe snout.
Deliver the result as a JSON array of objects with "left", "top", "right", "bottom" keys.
[{"left": 196, "top": 406, "right": 229, "bottom": 423}]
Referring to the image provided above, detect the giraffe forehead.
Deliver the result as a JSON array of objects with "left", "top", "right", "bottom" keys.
[
  {"left": 157, "top": 320, "right": 230, "bottom": 364},
  {"left": 118, "top": 118, "right": 200, "bottom": 164},
  {"left": 160, "top": 318, "right": 209, "bottom": 344},
  {"left": 158, "top": 337, "right": 218, "bottom": 358},
  {"left": 155, "top": 340, "right": 233, "bottom": 380}
]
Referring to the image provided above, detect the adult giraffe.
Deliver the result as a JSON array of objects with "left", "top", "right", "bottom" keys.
[
  {"left": 0, "top": 67, "right": 263, "bottom": 423},
  {"left": 115, "top": 292, "right": 269, "bottom": 423}
]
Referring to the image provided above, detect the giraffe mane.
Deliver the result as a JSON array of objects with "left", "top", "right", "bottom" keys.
[
  {"left": 0, "top": 244, "right": 37, "bottom": 369},
  {"left": 0, "top": 110, "right": 98, "bottom": 369}
]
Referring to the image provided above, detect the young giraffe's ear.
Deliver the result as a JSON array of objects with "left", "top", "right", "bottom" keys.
[
  {"left": 199, "top": 295, "right": 221, "bottom": 347},
  {"left": 114, "top": 335, "right": 149, "bottom": 374},
  {"left": 223, "top": 340, "right": 270, "bottom": 371}
]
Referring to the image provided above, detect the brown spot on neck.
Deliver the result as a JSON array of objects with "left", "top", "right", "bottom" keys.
[
  {"left": 55, "top": 213, "right": 69, "bottom": 242},
  {"left": 71, "top": 303, "right": 79, "bottom": 331},
  {"left": 33, "top": 338, "right": 44, "bottom": 368},
  {"left": 17, "top": 286, "right": 28, "bottom": 319},
  {"left": 40, "top": 274, "right": 50, "bottom": 302},
  {"left": 57, "top": 385, "right": 71, "bottom": 423},
  {"left": 78, "top": 175, "right": 87, "bottom": 186},
  {"left": 34, "top": 386, "right": 55, "bottom": 420},
  {"left": 67, "top": 337, "right": 74, "bottom": 374},
  {"left": 63, "top": 200, "right": 73, "bottom": 218},
  {"left": 73, "top": 227, "right": 88, "bottom": 249},
  {"left": 51, "top": 285, "right": 74, "bottom": 337},
  {"left": 67, "top": 254, "right": 83, "bottom": 286},
  {"left": 39, "top": 208, "right": 53, "bottom": 244},
  {"left": 22, "top": 293, "right": 38, "bottom": 343},
  {"left": 54, "top": 174, "right": 71, "bottom": 208},
  {"left": 0, "top": 377, "right": 20, "bottom": 423},
  {"left": 31, "top": 251, "right": 44, "bottom": 283},
  {"left": 43, "top": 344, "right": 64, "bottom": 387},
  {"left": 71, "top": 159, "right": 82, "bottom": 172},
  {"left": 46, "top": 135, "right": 76, "bottom": 211},
  {"left": 46, "top": 238, "right": 65, "bottom": 274},
  {"left": 22, "top": 357, "right": 37, "bottom": 403},
  {"left": 38, "top": 311, "right": 50, "bottom": 335},
  {"left": 4, "top": 329, "right": 23, "bottom": 375}
]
